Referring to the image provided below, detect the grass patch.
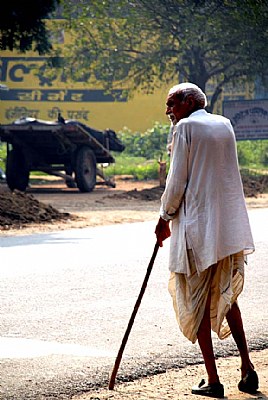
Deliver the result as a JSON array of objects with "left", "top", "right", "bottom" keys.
[{"left": 106, "top": 155, "right": 165, "bottom": 180}]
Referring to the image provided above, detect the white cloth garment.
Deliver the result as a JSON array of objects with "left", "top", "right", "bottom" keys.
[
  {"left": 168, "top": 250, "right": 245, "bottom": 343},
  {"left": 160, "top": 109, "right": 254, "bottom": 275}
]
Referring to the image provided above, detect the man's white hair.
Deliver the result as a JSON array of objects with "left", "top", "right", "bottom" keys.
[{"left": 168, "top": 82, "right": 207, "bottom": 108}]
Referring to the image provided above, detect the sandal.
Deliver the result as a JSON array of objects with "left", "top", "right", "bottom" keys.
[
  {"left": 238, "top": 369, "right": 259, "bottom": 394},
  {"left": 192, "top": 379, "right": 224, "bottom": 398}
]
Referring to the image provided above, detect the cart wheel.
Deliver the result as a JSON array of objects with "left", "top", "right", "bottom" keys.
[
  {"left": 6, "top": 148, "right": 29, "bottom": 192},
  {"left": 75, "top": 147, "right": 96, "bottom": 192}
]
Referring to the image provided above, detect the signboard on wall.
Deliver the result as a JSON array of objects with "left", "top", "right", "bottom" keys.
[
  {"left": 223, "top": 99, "right": 268, "bottom": 140},
  {"left": 0, "top": 54, "right": 169, "bottom": 132}
]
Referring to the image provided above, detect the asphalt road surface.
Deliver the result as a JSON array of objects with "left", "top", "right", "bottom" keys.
[{"left": 0, "top": 208, "right": 267, "bottom": 400}]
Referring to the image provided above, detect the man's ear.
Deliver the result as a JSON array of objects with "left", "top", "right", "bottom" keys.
[{"left": 186, "top": 94, "right": 195, "bottom": 110}]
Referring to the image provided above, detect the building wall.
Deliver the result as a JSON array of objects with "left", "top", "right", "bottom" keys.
[{"left": 0, "top": 49, "right": 171, "bottom": 132}]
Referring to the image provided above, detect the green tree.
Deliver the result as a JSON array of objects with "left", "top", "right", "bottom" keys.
[
  {"left": 52, "top": 0, "right": 268, "bottom": 110},
  {"left": 0, "top": 0, "right": 60, "bottom": 54}
]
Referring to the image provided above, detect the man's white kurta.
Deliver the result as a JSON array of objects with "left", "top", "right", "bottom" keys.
[{"left": 160, "top": 109, "right": 254, "bottom": 275}]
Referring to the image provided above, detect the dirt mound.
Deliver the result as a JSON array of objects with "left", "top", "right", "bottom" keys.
[
  {"left": 106, "top": 186, "right": 165, "bottom": 201},
  {"left": 241, "top": 173, "right": 268, "bottom": 197},
  {"left": 0, "top": 189, "right": 70, "bottom": 230}
]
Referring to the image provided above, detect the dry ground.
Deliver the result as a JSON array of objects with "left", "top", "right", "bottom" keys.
[
  {"left": 73, "top": 350, "right": 268, "bottom": 400},
  {"left": 0, "top": 177, "right": 163, "bottom": 235}
]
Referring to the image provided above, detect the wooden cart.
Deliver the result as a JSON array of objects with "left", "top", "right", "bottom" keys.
[{"left": 0, "top": 117, "right": 125, "bottom": 192}]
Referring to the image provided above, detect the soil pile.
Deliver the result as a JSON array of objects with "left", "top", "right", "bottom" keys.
[
  {"left": 106, "top": 186, "right": 165, "bottom": 201},
  {"left": 241, "top": 173, "right": 268, "bottom": 197},
  {"left": 0, "top": 189, "right": 70, "bottom": 229}
]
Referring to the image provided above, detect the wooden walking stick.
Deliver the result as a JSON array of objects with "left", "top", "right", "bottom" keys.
[{"left": 108, "top": 242, "right": 160, "bottom": 390}]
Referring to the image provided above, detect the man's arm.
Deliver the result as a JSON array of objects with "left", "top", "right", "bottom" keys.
[{"left": 161, "top": 124, "right": 189, "bottom": 218}]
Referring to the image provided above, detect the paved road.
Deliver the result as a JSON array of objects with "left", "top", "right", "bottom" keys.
[{"left": 0, "top": 209, "right": 267, "bottom": 399}]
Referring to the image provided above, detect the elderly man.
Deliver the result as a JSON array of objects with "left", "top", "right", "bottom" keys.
[{"left": 155, "top": 83, "right": 258, "bottom": 398}]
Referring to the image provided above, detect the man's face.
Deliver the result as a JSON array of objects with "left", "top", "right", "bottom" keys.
[{"left": 165, "top": 92, "right": 192, "bottom": 125}]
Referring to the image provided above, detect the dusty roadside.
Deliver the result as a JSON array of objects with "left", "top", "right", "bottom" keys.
[{"left": 72, "top": 349, "right": 268, "bottom": 400}]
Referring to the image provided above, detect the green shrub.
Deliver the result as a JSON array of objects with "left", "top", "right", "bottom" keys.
[
  {"left": 118, "top": 121, "right": 170, "bottom": 161},
  {"left": 0, "top": 144, "right": 6, "bottom": 171},
  {"left": 237, "top": 140, "right": 268, "bottom": 168}
]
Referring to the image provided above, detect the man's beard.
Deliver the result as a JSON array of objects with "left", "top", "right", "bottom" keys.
[{"left": 168, "top": 114, "right": 177, "bottom": 125}]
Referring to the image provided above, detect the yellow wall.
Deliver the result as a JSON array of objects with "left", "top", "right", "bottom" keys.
[{"left": 0, "top": 50, "right": 170, "bottom": 132}]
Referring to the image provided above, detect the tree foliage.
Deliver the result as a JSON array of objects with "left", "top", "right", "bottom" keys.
[
  {"left": 0, "top": 0, "right": 60, "bottom": 54},
  {"left": 52, "top": 0, "right": 268, "bottom": 110}
]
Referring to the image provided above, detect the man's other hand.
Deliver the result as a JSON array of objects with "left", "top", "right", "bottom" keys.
[{"left": 155, "top": 217, "right": 171, "bottom": 247}]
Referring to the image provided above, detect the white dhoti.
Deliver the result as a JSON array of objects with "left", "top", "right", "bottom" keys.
[{"left": 168, "top": 250, "right": 245, "bottom": 343}]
